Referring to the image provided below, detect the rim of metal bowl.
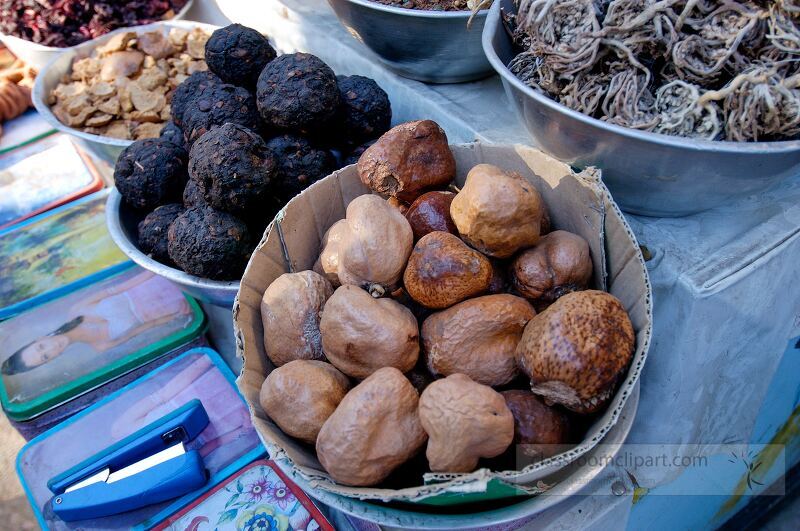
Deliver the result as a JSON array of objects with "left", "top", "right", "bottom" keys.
[
  {"left": 481, "top": 1, "right": 800, "bottom": 154},
  {"left": 339, "top": 0, "right": 489, "bottom": 18},
  {"left": 105, "top": 188, "right": 240, "bottom": 292},
  {"left": 31, "top": 18, "right": 218, "bottom": 148}
]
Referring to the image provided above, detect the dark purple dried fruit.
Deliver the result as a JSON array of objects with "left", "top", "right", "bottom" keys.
[
  {"left": 159, "top": 120, "right": 186, "bottom": 149},
  {"left": 183, "top": 178, "right": 207, "bottom": 208},
  {"left": 343, "top": 139, "right": 376, "bottom": 166},
  {"left": 204, "top": 23, "right": 276, "bottom": 88},
  {"left": 182, "top": 83, "right": 260, "bottom": 144},
  {"left": 188, "top": 123, "right": 276, "bottom": 216},
  {"left": 170, "top": 71, "right": 222, "bottom": 127},
  {"left": 167, "top": 206, "right": 253, "bottom": 280},
  {"left": 335, "top": 75, "right": 391, "bottom": 147},
  {"left": 137, "top": 203, "right": 184, "bottom": 264},
  {"left": 265, "top": 134, "right": 335, "bottom": 202},
  {"left": 114, "top": 138, "right": 188, "bottom": 210},
  {"left": 256, "top": 53, "right": 340, "bottom": 135}
]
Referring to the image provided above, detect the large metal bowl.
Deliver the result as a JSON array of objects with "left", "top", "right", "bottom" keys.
[
  {"left": 482, "top": 0, "right": 800, "bottom": 217},
  {"left": 31, "top": 19, "right": 218, "bottom": 165},
  {"left": 105, "top": 188, "right": 240, "bottom": 308},
  {"left": 0, "top": 0, "right": 195, "bottom": 72},
  {"left": 327, "top": 0, "right": 491, "bottom": 83}
]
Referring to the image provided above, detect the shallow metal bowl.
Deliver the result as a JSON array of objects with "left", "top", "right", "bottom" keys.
[
  {"left": 483, "top": 0, "right": 800, "bottom": 217},
  {"left": 106, "top": 188, "right": 240, "bottom": 308},
  {"left": 0, "top": 0, "right": 194, "bottom": 72},
  {"left": 31, "top": 19, "right": 218, "bottom": 165},
  {"left": 327, "top": 0, "right": 491, "bottom": 83}
]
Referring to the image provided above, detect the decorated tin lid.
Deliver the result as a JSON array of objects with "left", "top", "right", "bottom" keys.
[
  {"left": 16, "top": 347, "right": 265, "bottom": 530},
  {"left": 152, "top": 460, "right": 334, "bottom": 531},
  {"left": 0, "top": 265, "right": 206, "bottom": 421},
  {"left": 0, "top": 134, "right": 104, "bottom": 230},
  {"left": 0, "top": 189, "right": 130, "bottom": 319}
]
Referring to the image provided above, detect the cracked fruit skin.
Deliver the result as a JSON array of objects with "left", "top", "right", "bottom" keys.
[
  {"left": 516, "top": 290, "right": 635, "bottom": 414},
  {"left": 260, "top": 270, "right": 333, "bottom": 367},
  {"left": 422, "top": 294, "right": 536, "bottom": 386},
  {"left": 260, "top": 360, "right": 350, "bottom": 445},
  {"left": 316, "top": 367, "right": 427, "bottom": 486},
  {"left": 418, "top": 373, "right": 514, "bottom": 473},
  {"left": 450, "top": 164, "right": 546, "bottom": 258},
  {"left": 403, "top": 231, "right": 493, "bottom": 309},
  {"left": 320, "top": 285, "right": 419, "bottom": 379},
  {"left": 357, "top": 120, "right": 455, "bottom": 203}
]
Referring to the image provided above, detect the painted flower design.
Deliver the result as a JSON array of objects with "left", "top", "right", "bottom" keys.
[
  {"left": 264, "top": 480, "right": 296, "bottom": 511},
  {"left": 245, "top": 478, "right": 270, "bottom": 502},
  {"left": 236, "top": 505, "right": 288, "bottom": 531}
]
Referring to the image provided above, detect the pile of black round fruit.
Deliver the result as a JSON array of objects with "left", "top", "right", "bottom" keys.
[{"left": 114, "top": 23, "right": 393, "bottom": 281}]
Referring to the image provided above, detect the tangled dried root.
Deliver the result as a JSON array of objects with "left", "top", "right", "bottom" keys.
[{"left": 510, "top": 0, "right": 800, "bottom": 141}]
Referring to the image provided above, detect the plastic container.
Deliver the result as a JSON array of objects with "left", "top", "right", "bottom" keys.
[
  {"left": 16, "top": 347, "right": 265, "bottom": 531},
  {"left": 0, "top": 265, "right": 207, "bottom": 432},
  {"left": 0, "top": 134, "right": 104, "bottom": 230},
  {"left": 152, "top": 459, "right": 334, "bottom": 531},
  {"left": 0, "top": 189, "right": 130, "bottom": 320}
]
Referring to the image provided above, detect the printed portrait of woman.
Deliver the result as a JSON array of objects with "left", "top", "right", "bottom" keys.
[{"left": 0, "top": 267, "right": 197, "bottom": 403}]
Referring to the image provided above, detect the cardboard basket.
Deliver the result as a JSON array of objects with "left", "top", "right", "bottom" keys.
[{"left": 233, "top": 143, "right": 652, "bottom": 504}]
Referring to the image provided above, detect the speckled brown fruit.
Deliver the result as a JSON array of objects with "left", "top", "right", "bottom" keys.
[
  {"left": 501, "top": 390, "right": 572, "bottom": 460},
  {"left": 405, "top": 191, "right": 457, "bottom": 241},
  {"left": 450, "top": 164, "right": 546, "bottom": 258},
  {"left": 313, "top": 219, "right": 347, "bottom": 288},
  {"left": 511, "top": 230, "right": 593, "bottom": 308},
  {"left": 260, "top": 360, "right": 350, "bottom": 445},
  {"left": 403, "top": 231, "right": 492, "bottom": 309},
  {"left": 320, "top": 285, "right": 419, "bottom": 379},
  {"left": 260, "top": 270, "right": 333, "bottom": 367},
  {"left": 516, "top": 290, "right": 635, "bottom": 414},
  {"left": 357, "top": 120, "right": 456, "bottom": 203},
  {"left": 316, "top": 367, "right": 427, "bottom": 486},
  {"left": 418, "top": 373, "right": 514, "bottom": 473},
  {"left": 422, "top": 294, "right": 535, "bottom": 386},
  {"left": 336, "top": 194, "right": 413, "bottom": 297}
]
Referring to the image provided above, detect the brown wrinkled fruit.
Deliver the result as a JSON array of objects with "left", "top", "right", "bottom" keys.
[
  {"left": 487, "top": 258, "right": 509, "bottom": 294},
  {"left": 260, "top": 360, "right": 350, "bottom": 445},
  {"left": 422, "top": 294, "right": 536, "bottom": 386},
  {"left": 403, "top": 231, "right": 492, "bottom": 309},
  {"left": 450, "top": 164, "right": 546, "bottom": 258},
  {"left": 313, "top": 220, "right": 347, "bottom": 288},
  {"left": 418, "top": 373, "right": 514, "bottom": 473},
  {"left": 501, "top": 389, "right": 572, "bottom": 460},
  {"left": 316, "top": 367, "right": 427, "bottom": 486},
  {"left": 516, "top": 290, "right": 635, "bottom": 414},
  {"left": 388, "top": 196, "right": 409, "bottom": 215},
  {"left": 405, "top": 191, "right": 457, "bottom": 241},
  {"left": 320, "top": 285, "right": 419, "bottom": 378},
  {"left": 357, "top": 120, "right": 456, "bottom": 202},
  {"left": 336, "top": 194, "right": 413, "bottom": 297},
  {"left": 260, "top": 270, "right": 333, "bottom": 366},
  {"left": 511, "top": 230, "right": 593, "bottom": 307}
]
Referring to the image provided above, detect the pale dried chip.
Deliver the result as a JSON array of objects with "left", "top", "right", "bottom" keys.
[
  {"left": 129, "top": 82, "right": 166, "bottom": 112},
  {"left": 160, "top": 104, "right": 171, "bottom": 121},
  {"left": 137, "top": 67, "right": 168, "bottom": 91},
  {"left": 128, "top": 110, "right": 162, "bottom": 122},
  {"left": 119, "top": 87, "right": 133, "bottom": 112},
  {"left": 134, "top": 122, "right": 164, "bottom": 139},
  {"left": 143, "top": 55, "right": 157, "bottom": 68},
  {"left": 168, "top": 28, "right": 189, "bottom": 49},
  {"left": 100, "top": 51, "right": 145, "bottom": 81},
  {"left": 104, "top": 121, "right": 132, "bottom": 139},
  {"left": 96, "top": 32, "right": 136, "bottom": 56},
  {"left": 64, "top": 93, "right": 91, "bottom": 116},
  {"left": 97, "top": 98, "right": 121, "bottom": 115},
  {"left": 138, "top": 31, "right": 175, "bottom": 60},
  {"left": 71, "top": 57, "right": 101, "bottom": 81},
  {"left": 185, "top": 28, "right": 209, "bottom": 59},
  {"left": 53, "top": 82, "right": 87, "bottom": 101},
  {"left": 187, "top": 61, "right": 208, "bottom": 75},
  {"left": 58, "top": 104, "right": 94, "bottom": 127},
  {"left": 89, "top": 81, "right": 114, "bottom": 97},
  {"left": 86, "top": 113, "right": 114, "bottom": 127}
]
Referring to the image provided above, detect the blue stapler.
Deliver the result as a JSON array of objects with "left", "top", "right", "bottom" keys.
[{"left": 48, "top": 399, "right": 209, "bottom": 522}]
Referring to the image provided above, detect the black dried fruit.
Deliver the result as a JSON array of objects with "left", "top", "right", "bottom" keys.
[
  {"left": 343, "top": 139, "right": 377, "bottom": 166},
  {"left": 167, "top": 206, "right": 253, "bottom": 280},
  {"left": 183, "top": 178, "right": 207, "bottom": 208},
  {"left": 182, "top": 82, "right": 261, "bottom": 144},
  {"left": 335, "top": 75, "right": 391, "bottom": 147},
  {"left": 159, "top": 120, "right": 186, "bottom": 149},
  {"left": 137, "top": 203, "right": 184, "bottom": 264},
  {"left": 265, "top": 134, "right": 335, "bottom": 202},
  {"left": 114, "top": 138, "right": 188, "bottom": 210},
  {"left": 170, "top": 71, "right": 222, "bottom": 127},
  {"left": 205, "top": 24, "right": 276, "bottom": 88},
  {"left": 256, "top": 53, "right": 340, "bottom": 135},
  {"left": 188, "top": 123, "right": 276, "bottom": 216}
]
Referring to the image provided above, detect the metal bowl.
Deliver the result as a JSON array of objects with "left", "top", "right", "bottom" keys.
[
  {"left": 482, "top": 0, "right": 800, "bottom": 217},
  {"left": 327, "top": 0, "right": 491, "bottom": 84},
  {"left": 31, "top": 19, "right": 217, "bottom": 165},
  {"left": 0, "top": 0, "right": 195, "bottom": 72},
  {"left": 105, "top": 188, "right": 240, "bottom": 308}
]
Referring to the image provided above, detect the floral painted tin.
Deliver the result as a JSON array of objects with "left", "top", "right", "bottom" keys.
[{"left": 153, "top": 460, "right": 334, "bottom": 531}]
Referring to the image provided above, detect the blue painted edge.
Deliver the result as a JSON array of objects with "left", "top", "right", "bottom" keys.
[
  {"left": 15, "top": 347, "right": 267, "bottom": 531},
  {"left": 0, "top": 189, "right": 133, "bottom": 320}
]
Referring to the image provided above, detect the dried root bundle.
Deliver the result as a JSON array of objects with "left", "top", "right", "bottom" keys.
[{"left": 509, "top": 0, "right": 800, "bottom": 141}]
